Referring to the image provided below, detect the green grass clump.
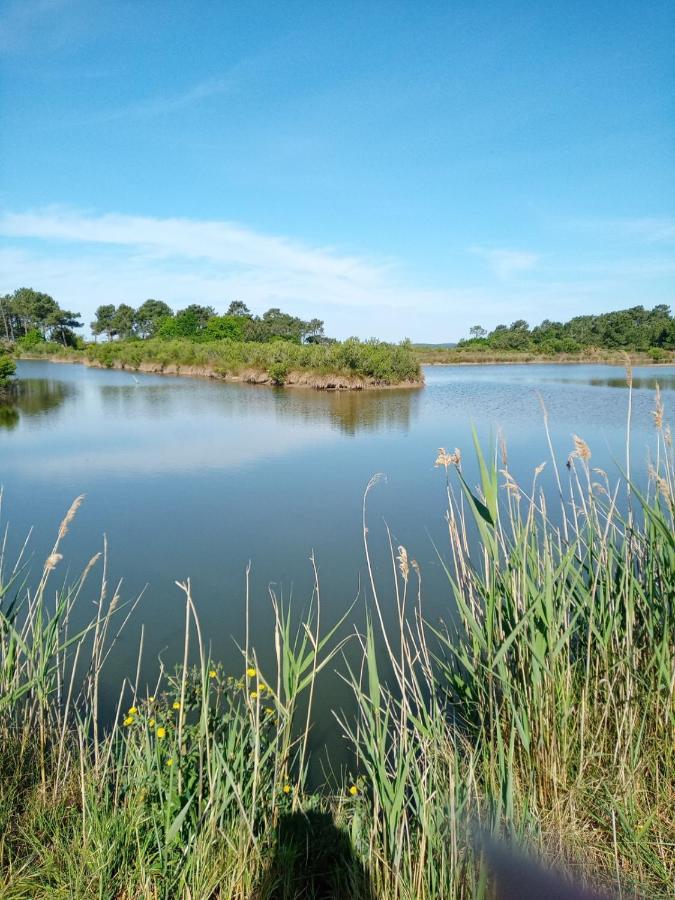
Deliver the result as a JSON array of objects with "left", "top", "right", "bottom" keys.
[
  {"left": 16, "top": 336, "right": 422, "bottom": 387},
  {"left": 0, "top": 388, "right": 673, "bottom": 897}
]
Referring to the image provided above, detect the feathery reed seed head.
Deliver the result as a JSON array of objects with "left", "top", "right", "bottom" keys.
[
  {"left": 397, "top": 546, "right": 410, "bottom": 580},
  {"left": 44, "top": 553, "right": 63, "bottom": 572},
  {"left": 58, "top": 495, "right": 85, "bottom": 539},
  {"left": 435, "top": 447, "right": 461, "bottom": 469},
  {"left": 653, "top": 384, "right": 664, "bottom": 430},
  {"left": 572, "top": 434, "right": 592, "bottom": 461}
]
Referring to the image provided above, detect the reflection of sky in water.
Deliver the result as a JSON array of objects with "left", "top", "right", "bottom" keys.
[{"left": 2, "top": 360, "right": 673, "bottom": 771}]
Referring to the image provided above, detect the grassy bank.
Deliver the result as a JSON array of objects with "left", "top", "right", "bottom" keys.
[
  {"left": 1, "top": 404, "right": 673, "bottom": 897},
  {"left": 413, "top": 345, "right": 675, "bottom": 366},
  {"left": 16, "top": 337, "right": 422, "bottom": 389}
]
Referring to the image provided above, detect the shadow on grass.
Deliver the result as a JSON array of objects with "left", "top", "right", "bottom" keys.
[{"left": 255, "top": 809, "right": 375, "bottom": 900}]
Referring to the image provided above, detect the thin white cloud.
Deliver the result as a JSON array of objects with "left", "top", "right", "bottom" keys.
[
  {"left": 0, "top": 207, "right": 387, "bottom": 283},
  {"left": 571, "top": 217, "right": 675, "bottom": 244},
  {"left": 95, "top": 75, "right": 239, "bottom": 123},
  {"left": 470, "top": 246, "right": 539, "bottom": 280}
]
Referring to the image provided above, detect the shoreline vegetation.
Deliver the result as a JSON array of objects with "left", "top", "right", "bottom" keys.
[
  {"left": 1, "top": 289, "right": 421, "bottom": 390},
  {"left": 415, "top": 304, "right": 675, "bottom": 366},
  {"left": 14, "top": 338, "right": 423, "bottom": 390},
  {"left": 424, "top": 304, "right": 675, "bottom": 365},
  {"left": 4, "top": 289, "right": 675, "bottom": 390},
  {"left": 1, "top": 401, "right": 673, "bottom": 897},
  {"left": 414, "top": 346, "right": 675, "bottom": 366}
]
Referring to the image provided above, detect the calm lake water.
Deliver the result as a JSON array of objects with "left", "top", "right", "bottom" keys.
[{"left": 2, "top": 360, "right": 673, "bottom": 767}]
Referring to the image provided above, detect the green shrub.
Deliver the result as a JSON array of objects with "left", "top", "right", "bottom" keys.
[
  {"left": 75, "top": 337, "right": 421, "bottom": 386},
  {"left": 157, "top": 311, "right": 200, "bottom": 339},
  {"left": 203, "top": 315, "right": 246, "bottom": 342},
  {"left": 0, "top": 349, "right": 16, "bottom": 385},
  {"left": 16, "top": 328, "right": 44, "bottom": 350},
  {"left": 268, "top": 362, "right": 289, "bottom": 385}
]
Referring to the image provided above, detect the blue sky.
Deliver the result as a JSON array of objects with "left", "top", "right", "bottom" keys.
[{"left": 0, "top": 0, "right": 673, "bottom": 341}]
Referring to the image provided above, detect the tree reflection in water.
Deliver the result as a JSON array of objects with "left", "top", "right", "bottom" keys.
[
  {"left": 97, "top": 379, "right": 420, "bottom": 436},
  {"left": 0, "top": 379, "right": 72, "bottom": 430}
]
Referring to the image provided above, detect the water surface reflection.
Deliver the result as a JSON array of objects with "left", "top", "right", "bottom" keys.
[
  {"left": 0, "top": 378, "right": 72, "bottom": 429},
  {"left": 1, "top": 359, "right": 673, "bottom": 776}
]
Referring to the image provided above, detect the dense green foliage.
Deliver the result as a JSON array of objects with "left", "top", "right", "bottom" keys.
[
  {"left": 6, "top": 287, "right": 422, "bottom": 385},
  {"left": 91, "top": 298, "right": 327, "bottom": 345},
  {"left": 0, "top": 348, "right": 16, "bottom": 386},
  {"left": 0, "top": 409, "right": 673, "bottom": 897},
  {"left": 20, "top": 336, "right": 421, "bottom": 386},
  {"left": 461, "top": 304, "right": 675, "bottom": 354},
  {"left": 0, "top": 288, "right": 82, "bottom": 347}
]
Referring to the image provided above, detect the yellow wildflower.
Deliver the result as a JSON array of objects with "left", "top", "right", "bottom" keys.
[
  {"left": 283, "top": 784, "right": 291, "bottom": 794},
  {"left": 349, "top": 785, "right": 359, "bottom": 796},
  {"left": 250, "top": 691, "right": 258, "bottom": 700},
  {"left": 246, "top": 667, "right": 256, "bottom": 678},
  {"left": 166, "top": 758, "right": 174, "bottom": 767},
  {"left": 156, "top": 726, "right": 166, "bottom": 739},
  {"left": 148, "top": 696, "right": 155, "bottom": 703},
  {"left": 209, "top": 670, "right": 217, "bottom": 679},
  {"left": 258, "top": 683, "right": 267, "bottom": 692},
  {"left": 172, "top": 701, "right": 180, "bottom": 710},
  {"left": 128, "top": 706, "right": 138, "bottom": 715},
  {"left": 123, "top": 716, "right": 134, "bottom": 727},
  {"left": 148, "top": 718, "right": 155, "bottom": 727}
]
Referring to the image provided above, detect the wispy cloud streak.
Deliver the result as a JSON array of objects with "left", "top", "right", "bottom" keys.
[
  {"left": 470, "top": 246, "right": 539, "bottom": 279},
  {"left": 95, "top": 75, "right": 239, "bottom": 122}
]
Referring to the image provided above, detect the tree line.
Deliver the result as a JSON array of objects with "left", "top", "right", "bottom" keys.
[
  {"left": 90, "top": 299, "right": 327, "bottom": 344},
  {"left": 0, "top": 288, "right": 329, "bottom": 347},
  {"left": 1, "top": 288, "right": 83, "bottom": 346},
  {"left": 463, "top": 305, "right": 675, "bottom": 354}
]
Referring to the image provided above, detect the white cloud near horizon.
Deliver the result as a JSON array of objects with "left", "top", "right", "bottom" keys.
[
  {"left": 2, "top": 206, "right": 673, "bottom": 341},
  {"left": 0, "top": 206, "right": 470, "bottom": 339}
]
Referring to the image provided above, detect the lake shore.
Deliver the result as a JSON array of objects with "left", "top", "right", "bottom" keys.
[
  {"left": 414, "top": 348, "right": 675, "bottom": 366},
  {"left": 84, "top": 355, "right": 424, "bottom": 389},
  {"left": 15, "top": 336, "right": 423, "bottom": 390},
  {"left": 20, "top": 353, "right": 424, "bottom": 390}
]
